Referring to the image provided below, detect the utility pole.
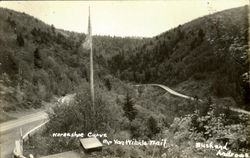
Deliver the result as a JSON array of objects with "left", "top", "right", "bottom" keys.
[
  {"left": 82, "top": 6, "right": 95, "bottom": 118},
  {"left": 88, "top": 7, "right": 95, "bottom": 111}
]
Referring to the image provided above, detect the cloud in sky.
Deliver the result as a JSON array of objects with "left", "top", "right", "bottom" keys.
[{"left": 0, "top": 0, "right": 248, "bottom": 37}]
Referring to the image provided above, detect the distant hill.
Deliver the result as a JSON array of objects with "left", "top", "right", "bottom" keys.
[{"left": 108, "top": 6, "right": 249, "bottom": 109}]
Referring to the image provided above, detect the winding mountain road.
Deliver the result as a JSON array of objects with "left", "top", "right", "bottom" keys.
[{"left": 136, "top": 84, "right": 250, "bottom": 116}]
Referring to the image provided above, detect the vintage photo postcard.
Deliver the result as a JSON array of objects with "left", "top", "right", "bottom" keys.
[{"left": 0, "top": 0, "right": 249, "bottom": 157}]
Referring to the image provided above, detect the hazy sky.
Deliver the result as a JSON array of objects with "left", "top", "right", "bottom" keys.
[{"left": 0, "top": 0, "right": 248, "bottom": 37}]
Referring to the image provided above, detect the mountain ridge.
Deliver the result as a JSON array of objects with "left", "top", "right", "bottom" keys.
[
  {"left": 0, "top": 6, "right": 249, "bottom": 113},
  {"left": 107, "top": 6, "right": 249, "bottom": 109}
]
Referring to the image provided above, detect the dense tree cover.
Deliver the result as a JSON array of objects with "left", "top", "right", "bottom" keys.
[
  {"left": 1, "top": 6, "right": 249, "bottom": 157},
  {"left": 108, "top": 6, "right": 249, "bottom": 109},
  {"left": 1, "top": 6, "right": 248, "bottom": 111},
  {"left": 24, "top": 91, "right": 249, "bottom": 157},
  {"left": 0, "top": 7, "right": 143, "bottom": 111},
  {"left": 160, "top": 99, "right": 249, "bottom": 158}
]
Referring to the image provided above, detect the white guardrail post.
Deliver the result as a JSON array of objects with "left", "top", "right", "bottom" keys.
[{"left": 13, "top": 120, "right": 49, "bottom": 158}]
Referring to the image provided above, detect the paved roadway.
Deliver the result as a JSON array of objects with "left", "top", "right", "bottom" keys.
[
  {"left": 0, "top": 111, "right": 48, "bottom": 158},
  {"left": 136, "top": 84, "right": 250, "bottom": 116},
  {"left": 0, "top": 94, "right": 75, "bottom": 158}
]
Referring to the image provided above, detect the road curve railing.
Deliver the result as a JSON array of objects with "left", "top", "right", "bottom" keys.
[{"left": 13, "top": 119, "right": 49, "bottom": 158}]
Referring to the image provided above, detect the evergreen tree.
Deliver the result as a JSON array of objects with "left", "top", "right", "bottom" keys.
[
  {"left": 105, "top": 78, "right": 112, "bottom": 91},
  {"left": 16, "top": 33, "right": 24, "bottom": 47},
  {"left": 51, "top": 24, "right": 55, "bottom": 34},
  {"left": 123, "top": 93, "right": 137, "bottom": 121},
  {"left": 34, "top": 48, "right": 42, "bottom": 69},
  {"left": 147, "top": 116, "right": 159, "bottom": 138}
]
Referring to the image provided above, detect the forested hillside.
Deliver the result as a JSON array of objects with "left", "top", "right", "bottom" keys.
[
  {"left": 1, "top": 5, "right": 249, "bottom": 158},
  {"left": 0, "top": 7, "right": 143, "bottom": 112},
  {"left": 1, "top": 6, "right": 248, "bottom": 112},
  {"left": 108, "top": 6, "right": 249, "bottom": 109}
]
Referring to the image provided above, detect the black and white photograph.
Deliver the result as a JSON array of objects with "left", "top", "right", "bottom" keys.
[{"left": 0, "top": 0, "right": 249, "bottom": 157}]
